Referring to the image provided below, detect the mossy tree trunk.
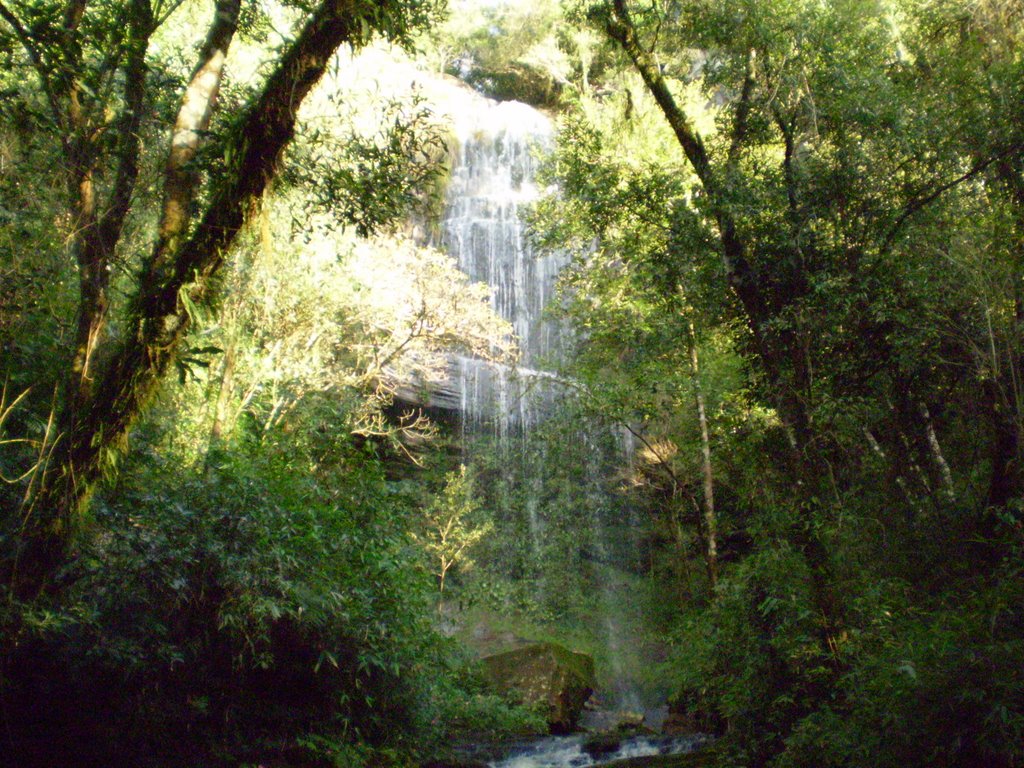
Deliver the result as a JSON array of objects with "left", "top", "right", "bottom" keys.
[{"left": 3, "top": 0, "right": 431, "bottom": 596}]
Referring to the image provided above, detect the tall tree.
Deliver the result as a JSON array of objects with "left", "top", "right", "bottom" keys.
[
  {"left": 540, "top": 0, "right": 1024, "bottom": 762},
  {"left": 581, "top": 0, "right": 1024, "bottom": 625},
  {"left": 0, "top": 0, "right": 442, "bottom": 593}
]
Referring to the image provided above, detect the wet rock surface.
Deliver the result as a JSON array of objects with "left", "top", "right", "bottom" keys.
[
  {"left": 579, "top": 706, "right": 654, "bottom": 734},
  {"left": 481, "top": 642, "right": 596, "bottom": 733},
  {"left": 482, "top": 733, "right": 713, "bottom": 768}
]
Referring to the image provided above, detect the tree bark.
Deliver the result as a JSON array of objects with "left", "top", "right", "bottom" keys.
[
  {"left": 687, "top": 320, "right": 717, "bottom": 590},
  {"left": 16, "top": 0, "right": 369, "bottom": 595},
  {"left": 149, "top": 0, "right": 242, "bottom": 278},
  {"left": 918, "top": 402, "right": 956, "bottom": 503}
]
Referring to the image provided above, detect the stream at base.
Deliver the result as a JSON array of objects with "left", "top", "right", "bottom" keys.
[{"left": 477, "top": 733, "right": 712, "bottom": 768}]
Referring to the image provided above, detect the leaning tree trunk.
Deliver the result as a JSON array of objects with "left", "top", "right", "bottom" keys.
[
  {"left": 602, "top": 0, "right": 843, "bottom": 651},
  {"left": 15, "top": 0, "right": 370, "bottom": 597}
]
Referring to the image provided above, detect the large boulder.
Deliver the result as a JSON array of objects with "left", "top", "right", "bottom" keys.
[{"left": 481, "top": 642, "right": 595, "bottom": 733}]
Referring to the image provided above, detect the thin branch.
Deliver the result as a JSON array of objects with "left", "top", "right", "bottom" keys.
[
  {"left": 727, "top": 48, "right": 756, "bottom": 171},
  {"left": 0, "top": 0, "right": 63, "bottom": 125},
  {"left": 881, "top": 142, "right": 1024, "bottom": 254},
  {"left": 153, "top": 0, "right": 187, "bottom": 27}
]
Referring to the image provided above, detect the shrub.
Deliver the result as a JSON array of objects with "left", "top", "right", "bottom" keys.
[{"left": 0, "top": 414, "right": 440, "bottom": 766}]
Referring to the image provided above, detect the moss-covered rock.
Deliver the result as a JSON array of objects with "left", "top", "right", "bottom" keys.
[
  {"left": 583, "top": 731, "right": 623, "bottom": 758},
  {"left": 598, "top": 750, "right": 715, "bottom": 768},
  {"left": 480, "top": 642, "right": 596, "bottom": 733}
]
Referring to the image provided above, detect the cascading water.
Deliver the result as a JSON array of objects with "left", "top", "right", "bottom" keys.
[
  {"left": 426, "top": 98, "right": 570, "bottom": 559},
  {"left": 424, "top": 94, "right": 672, "bottom": 738},
  {"left": 486, "top": 733, "right": 711, "bottom": 768},
  {"left": 430, "top": 98, "right": 568, "bottom": 437}
]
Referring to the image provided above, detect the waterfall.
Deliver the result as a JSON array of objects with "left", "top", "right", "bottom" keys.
[
  {"left": 426, "top": 99, "right": 568, "bottom": 434},
  {"left": 427, "top": 94, "right": 658, "bottom": 716},
  {"left": 443, "top": 101, "right": 560, "bottom": 366}
]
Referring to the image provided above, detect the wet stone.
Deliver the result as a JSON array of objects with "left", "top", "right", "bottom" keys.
[{"left": 481, "top": 642, "right": 596, "bottom": 733}]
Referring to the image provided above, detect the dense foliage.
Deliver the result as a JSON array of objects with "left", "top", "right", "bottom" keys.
[
  {"left": 523, "top": 0, "right": 1024, "bottom": 765},
  {"left": 0, "top": 0, "right": 535, "bottom": 762},
  {"left": 2, "top": 0, "right": 1024, "bottom": 765}
]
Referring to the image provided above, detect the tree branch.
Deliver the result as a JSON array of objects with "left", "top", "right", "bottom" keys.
[
  {"left": 604, "top": 0, "right": 716, "bottom": 192},
  {"left": 881, "top": 141, "right": 1024, "bottom": 254},
  {"left": 727, "top": 48, "right": 756, "bottom": 171},
  {"left": 98, "top": 0, "right": 154, "bottom": 250},
  {"left": 0, "top": 0, "right": 64, "bottom": 126}
]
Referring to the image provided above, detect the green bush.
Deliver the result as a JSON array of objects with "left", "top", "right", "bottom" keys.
[
  {"left": 667, "top": 532, "right": 1024, "bottom": 768},
  {"left": 779, "top": 565, "right": 1024, "bottom": 768},
  {"left": 0, "top": 409, "right": 442, "bottom": 766},
  {"left": 668, "top": 544, "right": 827, "bottom": 764}
]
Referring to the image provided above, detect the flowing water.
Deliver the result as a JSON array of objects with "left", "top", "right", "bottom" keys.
[
  {"left": 425, "top": 95, "right": 678, "bottom": 737},
  {"left": 481, "top": 733, "right": 711, "bottom": 768},
  {"left": 427, "top": 98, "right": 568, "bottom": 435}
]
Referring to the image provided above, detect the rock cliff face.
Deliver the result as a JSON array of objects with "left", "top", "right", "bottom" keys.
[
  {"left": 481, "top": 642, "right": 596, "bottom": 733},
  {"left": 393, "top": 96, "right": 567, "bottom": 434}
]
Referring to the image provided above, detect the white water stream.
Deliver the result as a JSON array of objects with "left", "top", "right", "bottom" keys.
[
  {"left": 486, "top": 734, "right": 711, "bottom": 768},
  {"left": 419, "top": 98, "right": 568, "bottom": 434}
]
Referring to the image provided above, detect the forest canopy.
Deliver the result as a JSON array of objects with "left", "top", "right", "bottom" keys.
[{"left": 2, "top": 0, "right": 1024, "bottom": 766}]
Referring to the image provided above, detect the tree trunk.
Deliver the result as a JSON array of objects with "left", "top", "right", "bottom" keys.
[
  {"left": 918, "top": 402, "right": 955, "bottom": 503},
  {"left": 986, "top": 157, "right": 1024, "bottom": 510},
  {"left": 687, "top": 320, "right": 718, "bottom": 590},
  {"left": 15, "top": 0, "right": 368, "bottom": 596}
]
